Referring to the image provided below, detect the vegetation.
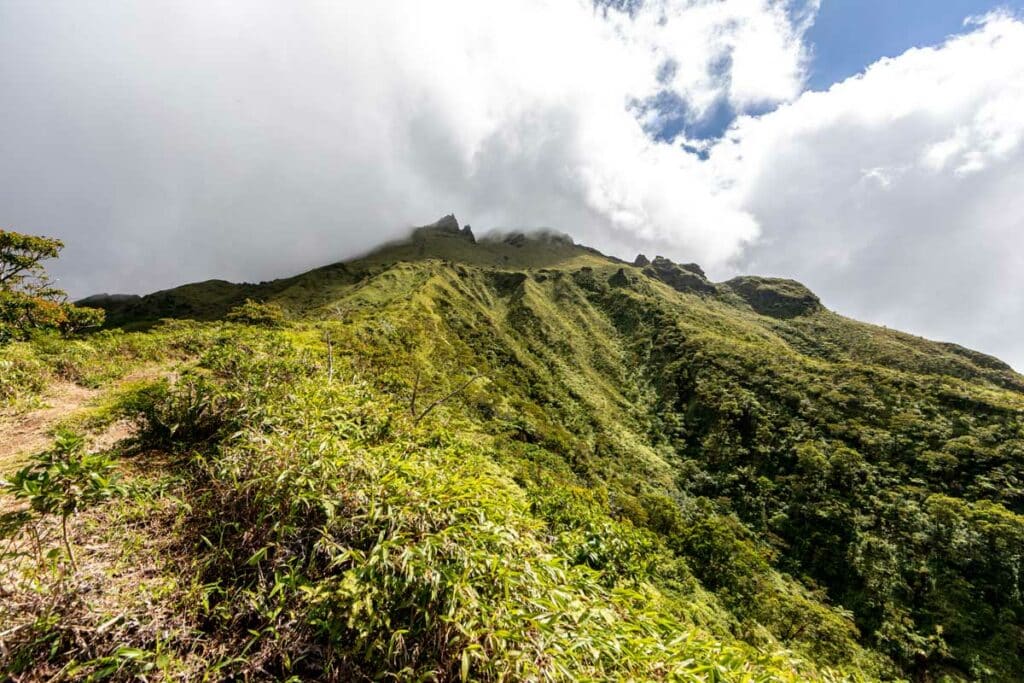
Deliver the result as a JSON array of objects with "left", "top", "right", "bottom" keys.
[
  {"left": 224, "top": 298, "right": 289, "bottom": 327},
  {"left": 6, "top": 431, "right": 125, "bottom": 571},
  {"left": 0, "top": 229, "right": 104, "bottom": 342},
  {"left": 2, "top": 221, "right": 1022, "bottom": 680}
]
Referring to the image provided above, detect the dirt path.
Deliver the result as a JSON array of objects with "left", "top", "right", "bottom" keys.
[
  {"left": 0, "top": 381, "right": 99, "bottom": 471},
  {"left": 0, "top": 364, "right": 175, "bottom": 473}
]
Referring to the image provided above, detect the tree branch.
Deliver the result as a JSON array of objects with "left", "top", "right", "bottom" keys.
[{"left": 413, "top": 375, "right": 482, "bottom": 425}]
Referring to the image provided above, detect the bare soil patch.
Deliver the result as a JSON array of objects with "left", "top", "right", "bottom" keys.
[{"left": 0, "top": 382, "right": 98, "bottom": 472}]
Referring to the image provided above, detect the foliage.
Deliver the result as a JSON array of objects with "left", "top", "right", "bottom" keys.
[
  {"left": 119, "top": 376, "right": 234, "bottom": 450},
  {"left": 0, "top": 229, "right": 63, "bottom": 294},
  {"left": 5, "top": 431, "right": 125, "bottom": 569},
  {"left": 3, "top": 229, "right": 1024, "bottom": 680},
  {"left": 142, "top": 336, "right": 847, "bottom": 680},
  {"left": 225, "top": 298, "right": 289, "bottom": 327},
  {"left": 0, "top": 229, "right": 105, "bottom": 343}
]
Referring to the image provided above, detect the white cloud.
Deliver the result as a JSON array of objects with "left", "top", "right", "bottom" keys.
[
  {"left": 624, "top": 0, "right": 815, "bottom": 117},
  {"left": 0, "top": 0, "right": 812, "bottom": 297},
  {"left": 709, "top": 12, "right": 1024, "bottom": 368}
]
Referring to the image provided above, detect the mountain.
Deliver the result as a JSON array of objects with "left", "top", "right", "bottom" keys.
[
  {"left": 84, "top": 215, "right": 1022, "bottom": 393},
  {"left": 4, "top": 216, "right": 1022, "bottom": 681}
]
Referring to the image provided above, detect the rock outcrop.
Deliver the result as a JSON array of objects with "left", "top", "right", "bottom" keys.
[
  {"left": 608, "top": 267, "right": 631, "bottom": 287},
  {"left": 724, "top": 276, "right": 821, "bottom": 318},
  {"left": 412, "top": 214, "right": 475, "bottom": 242},
  {"left": 643, "top": 256, "right": 716, "bottom": 295}
]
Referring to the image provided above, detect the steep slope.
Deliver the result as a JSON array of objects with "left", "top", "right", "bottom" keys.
[{"left": 19, "top": 215, "right": 1021, "bottom": 680}]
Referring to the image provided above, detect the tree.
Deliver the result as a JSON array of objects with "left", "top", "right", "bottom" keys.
[
  {"left": 0, "top": 229, "right": 104, "bottom": 342},
  {"left": 226, "top": 299, "right": 288, "bottom": 327},
  {"left": 0, "top": 230, "right": 64, "bottom": 294}
]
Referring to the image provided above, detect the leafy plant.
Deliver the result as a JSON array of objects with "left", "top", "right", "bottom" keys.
[
  {"left": 5, "top": 431, "right": 125, "bottom": 570},
  {"left": 225, "top": 298, "right": 288, "bottom": 327},
  {"left": 4, "top": 230, "right": 1024, "bottom": 680}
]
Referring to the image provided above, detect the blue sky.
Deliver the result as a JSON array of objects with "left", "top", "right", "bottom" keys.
[
  {"left": 655, "top": 0, "right": 1024, "bottom": 142},
  {"left": 806, "top": 1, "right": 1024, "bottom": 89}
]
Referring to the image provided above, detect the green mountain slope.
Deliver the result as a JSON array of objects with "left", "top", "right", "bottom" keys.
[{"left": 3, "top": 216, "right": 1022, "bottom": 680}]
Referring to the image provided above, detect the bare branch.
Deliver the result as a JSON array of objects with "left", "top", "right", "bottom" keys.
[
  {"left": 413, "top": 375, "right": 483, "bottom": 425},
  {"left": 409, "top": 368, "right": 421, "bottom": 416}
]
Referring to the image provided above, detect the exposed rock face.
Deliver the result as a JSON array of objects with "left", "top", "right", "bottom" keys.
[
  {"left": 633, "top": 254, "right": 650, "bottom": 267},
  {"left": 679, "top": 262, "right": 706, "bottom": 279},
  {"left": 503, "top": 232, "right": 528, "bottom": 247},
  {"left": 725, "top": 276, "right": 821, "bottom": 318},
  {"left": 643, "top": 256, "right": 716, "bottom": 295},
  {"left": 431, "top": 214, "right": 460, "bottom": 233},
  {"left": 412, "top": 214, "right": 475, "bottom": 242},
  {"left": 499, "top": 229, "right": 573, "bottom": 248}
]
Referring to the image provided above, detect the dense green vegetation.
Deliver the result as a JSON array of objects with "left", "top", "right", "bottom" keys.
[{"left": 2, "top": 218, "right": 1022, "bottom": 680}]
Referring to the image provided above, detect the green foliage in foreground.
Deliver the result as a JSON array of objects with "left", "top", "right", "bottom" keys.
[
  {"left": 3, "top": 227, "right": 1024, "bottom": 680},
  {"left": 171, "top": 337, "right": 844, "bottom": 680},
  {"left": 224, "top": 298, "right": 289, "bottom": 327},
  {"left": 6, "top": 431, "right": 125, "bottom": 571}
]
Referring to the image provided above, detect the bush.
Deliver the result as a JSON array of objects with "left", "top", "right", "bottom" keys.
[
  {"left": 0, "top": 344, "right": 48, "bottom": 405},
  {"left": 5, "top": 431, "right": 125, "bottom": 570},
  {"left": 225, "top": 299, "right": 288, "bottom": 327},
  {"left": 119, "top": 376, "right": 234, "bottom": 451},
  {"left": 181, "top": 374, "right": 831, "bottom": 681}
]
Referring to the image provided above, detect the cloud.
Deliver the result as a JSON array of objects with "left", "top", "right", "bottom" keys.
[
  {"left": 709, "top": 12, "right": 1024, "bottom": 368},
  {"left": 0, "top": 0, "right": 811, "bottom": 298}
]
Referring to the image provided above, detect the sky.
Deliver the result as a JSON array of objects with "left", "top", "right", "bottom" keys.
[{"left": 1, "top": 1, "right": 1023, "bottom": 369}]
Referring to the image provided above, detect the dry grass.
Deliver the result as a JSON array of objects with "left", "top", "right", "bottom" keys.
[{"left": 1, "top": 364, "right": 179, "bottom": 475}]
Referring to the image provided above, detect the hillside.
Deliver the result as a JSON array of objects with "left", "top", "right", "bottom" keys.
[{"left": 2, "top": 215, "right": 1023, "bottom": 681}]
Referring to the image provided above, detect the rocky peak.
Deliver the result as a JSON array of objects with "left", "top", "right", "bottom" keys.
[
  {"left": 412, "top": 214, "right": 475, "bottom": 242},
  {"left": 680, "top": 262, "right": 706, "bottom": 278},
  {"left": 499, "top": 229, "right": 574, "bottom": 248},
  {"left": 431, "top": 214, "right": 460, "bottom": 233}
]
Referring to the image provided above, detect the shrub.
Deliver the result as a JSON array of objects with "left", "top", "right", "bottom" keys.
[
  {"left": 225, "top": 299, "right": 288, "bottom": 327},
  {"left": 0, "top": 230, "right": 105, "bottom": 343},
  {"left": 0, "top": 344, "right": 48, "bottom": 405},
  {"left": 5, "top": 431, "right": 125, "bottom": 570},
  {"left": 120, "top": 376, "right": 234, "bottom": 451}
]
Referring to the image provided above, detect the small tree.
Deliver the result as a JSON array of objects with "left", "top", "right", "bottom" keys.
[
  {"left": 0, "top": 229, "right": 105, "bottom": 342},
  {"left": 5, "top": 431, "right": 125, "bottom": 571},
  {"left": 226, "top": 299, "right": 288, "bottom": 327}
]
